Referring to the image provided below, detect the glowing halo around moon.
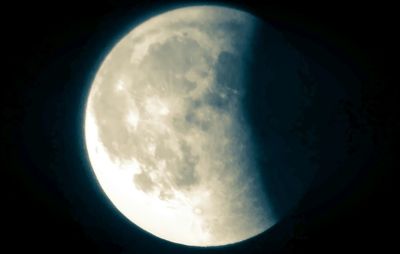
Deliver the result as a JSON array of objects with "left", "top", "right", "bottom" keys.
[{"left": 84, "top": 6, "right": 277, "bottom": 246}]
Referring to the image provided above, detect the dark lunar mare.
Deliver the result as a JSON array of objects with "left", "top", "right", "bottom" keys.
[{"left": 242, "top": 21, "right": 374, "bottom": 222}]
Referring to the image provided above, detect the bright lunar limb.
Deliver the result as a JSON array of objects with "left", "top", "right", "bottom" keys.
[{"left": 85, "top": 6, "right": 276, "bottom": 246}]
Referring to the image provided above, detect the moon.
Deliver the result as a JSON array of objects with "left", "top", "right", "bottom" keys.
[{"left": 85, "top": 6, "right": 276, "bottom": 246}]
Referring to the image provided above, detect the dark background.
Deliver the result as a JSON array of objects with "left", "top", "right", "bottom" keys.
[{"left": 3, "top": 0, "right": 396, "bottom": 253}]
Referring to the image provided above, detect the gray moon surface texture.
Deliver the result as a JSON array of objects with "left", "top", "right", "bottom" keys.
[{"left": 85, "top": 6, "right": 283, "bottom": 246}]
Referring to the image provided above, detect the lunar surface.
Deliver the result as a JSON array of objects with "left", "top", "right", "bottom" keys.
[{"left": 85, "top": 6, "right": 276, "bottom": 246}]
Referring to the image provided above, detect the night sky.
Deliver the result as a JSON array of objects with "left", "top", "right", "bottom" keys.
[{"left": 4, "top": 0, "right": 395, "bottom": 253}]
